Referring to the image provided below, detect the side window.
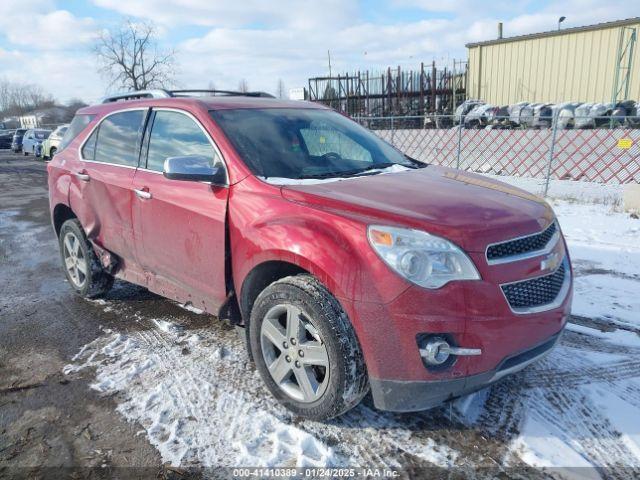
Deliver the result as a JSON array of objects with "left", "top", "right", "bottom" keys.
[
  {"left": 146, "top": 110, "right": 219, "bottom": 172},
  {"left": 59, "top": 114, "right": 94, "bottom": 151},
  {"left": 94, "top": 110, "right": 145, "bottom": 167},
  {"left": 300, "top": 127, "right": 372, "bottom": 163},
  {"left": 82, "top": 128, "right": 98, "bottom": 160}
]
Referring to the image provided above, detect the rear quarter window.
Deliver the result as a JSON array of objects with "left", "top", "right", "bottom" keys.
[
  {"left": 81, "top": 128, "right": 98, "bottom": 161},
  {"left": 92, "top": 110, "right": 145, "bottom": 167},
  {"left": 59, "top": 114, "right": 95, "bottom": 151}
]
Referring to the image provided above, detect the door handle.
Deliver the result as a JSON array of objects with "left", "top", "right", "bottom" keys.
[
  {"left": 134, "top": 188, "right": 152, "bottom": 200},
  {"left": 75, "top": 171, "right": 90, "bottom": 182}
]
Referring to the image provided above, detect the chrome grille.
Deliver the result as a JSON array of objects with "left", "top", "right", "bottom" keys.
[
  {"left": 501, "top": 260, "right": 567, "bottom": 312},
  {"left": 487, "top": 222, "right": 557, "bottom": 262}
]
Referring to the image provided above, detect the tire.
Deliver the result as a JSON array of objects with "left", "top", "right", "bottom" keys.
[
  {"left": 23, "top": 149, "right": 28, "bottom": 156},
  {"left": 49, "top": 147, "right": 56, "bottom": 159},
  {"left": 249, "top": 274, "right": 369, "bottom": 420},
  {"left": 58, "top": 219, "right": 114, "bottom": 298}
]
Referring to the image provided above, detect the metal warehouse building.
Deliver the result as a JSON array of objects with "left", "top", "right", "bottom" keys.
[{"left": 466, "top": 17, "right": 639, "bottom": 105}]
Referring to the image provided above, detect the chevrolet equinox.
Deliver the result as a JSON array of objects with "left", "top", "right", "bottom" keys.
[{"left": 48, "top": 90, "right": 572, "bottom": 420}]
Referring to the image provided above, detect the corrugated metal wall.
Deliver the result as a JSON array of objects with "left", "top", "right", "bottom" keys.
[{"left": 467, "top": 22, "right": 640, "bottom": 105}]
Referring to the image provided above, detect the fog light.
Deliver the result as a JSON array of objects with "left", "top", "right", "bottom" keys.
[
  {"left": 419, "top": 336, "right": 482, "bottom": 366},
  {"left": 421, "top": 337, "right": 452, "bottom": 365}
]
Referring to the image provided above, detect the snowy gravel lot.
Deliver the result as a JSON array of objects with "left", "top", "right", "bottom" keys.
[
  {"left": 60, "top": 199, "right": 640, "bottom": 475},
  {"left": 1, "top": 151, "right": 639, "bottom": 478}
]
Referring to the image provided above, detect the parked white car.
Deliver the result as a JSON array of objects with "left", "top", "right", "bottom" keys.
[{"left": 22, "top": 129, "right": 52, "bottom": 157}]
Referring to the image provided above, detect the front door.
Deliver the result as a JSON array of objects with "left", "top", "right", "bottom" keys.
[{"left": 132, "top": 109, "right": 229, "bottom": 312}]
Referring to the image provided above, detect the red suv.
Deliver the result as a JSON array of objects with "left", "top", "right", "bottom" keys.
[{"left": 48, "top": 90, "right": 572, "bottom": 420}]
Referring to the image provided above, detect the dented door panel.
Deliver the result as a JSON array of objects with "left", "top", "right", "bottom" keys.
[{"left": 131, "top": 169, "right": 229, "bottom": 311}]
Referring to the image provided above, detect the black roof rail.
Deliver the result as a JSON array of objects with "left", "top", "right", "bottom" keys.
[
  {"left": 100, "top": 89, "right": 276, "bottom": 104},
  {"left": 100, "top": 89, "right": 172, "bottom": 103},
  {"left": 169, "top": 89, "right": 276, "bottom": 98}
]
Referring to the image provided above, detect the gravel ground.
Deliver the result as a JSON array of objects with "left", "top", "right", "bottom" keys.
[{"left": 1, "top": 150, "right": 639, "bottom": 479}]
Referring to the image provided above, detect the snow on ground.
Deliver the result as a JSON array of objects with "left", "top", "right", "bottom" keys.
[
  {"left": 483, "top": 174, "right": 624, "bottom": 205},
  {"left": 64, "top": 307, "right": 462, "bottom": 469},
  {"left": 64, "top": 186, "right": 640, "bottom": 473},
  {"left": 498, "top": 196, "right": 640, "bottom": 472},
  {"left": 64, "top": 318, "right": 338, "bottom": 468},
  {"left": 552, "top": 200, "right": 640, "bottom": 329}
]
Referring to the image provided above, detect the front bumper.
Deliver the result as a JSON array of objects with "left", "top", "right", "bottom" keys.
[{"left": 370, "top": 330, "right": 562, "bottom": 412}]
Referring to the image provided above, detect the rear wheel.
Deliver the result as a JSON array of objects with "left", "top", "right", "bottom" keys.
[
  {"left": 58, "top": 219, "right": 113, "bottom": 298},
  {"left": 249, "top": 274, "right": 369, "bottom": 420}
]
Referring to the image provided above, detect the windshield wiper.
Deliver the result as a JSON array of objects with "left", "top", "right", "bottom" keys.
[
  {"left": 404, "top": 155, "right": 428, "bottom": 168},
  {"left": 298, "top": 163, "right": 399, "bottom": 180}
]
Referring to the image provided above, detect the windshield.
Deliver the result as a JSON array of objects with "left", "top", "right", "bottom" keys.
[
  {"left": 210, "top": 108, "right": 422, "bottom": 179},
  {"left": 34, "top": 131, "right": 50, "bottom": 140}
]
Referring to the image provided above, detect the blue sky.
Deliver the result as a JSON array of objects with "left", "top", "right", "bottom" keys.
[{"left": 1, "top": 1, "right": 638, "bottom": 103}]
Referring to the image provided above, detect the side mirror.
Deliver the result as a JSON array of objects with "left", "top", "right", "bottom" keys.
[{"left": 163, "top": 155, "right": 227, "bottom": 186}]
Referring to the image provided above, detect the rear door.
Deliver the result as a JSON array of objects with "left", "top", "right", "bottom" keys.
[
  {"left": 72, "top": 109, "right": 147, "bottom": 265},
  {"left": 131, "top": 108, "right": 229, "bottom": 311}
]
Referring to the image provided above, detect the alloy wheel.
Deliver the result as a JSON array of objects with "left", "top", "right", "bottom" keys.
[
  {"left": 260, "top": 304, "right": 330, "bottom": 403},
  {"left": 63, "top": 232, "right": 88, "bottom": 288}
]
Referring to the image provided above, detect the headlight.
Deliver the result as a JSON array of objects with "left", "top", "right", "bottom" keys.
[{"left": 367, "top": 225, "right": 480, "bottom": 289}]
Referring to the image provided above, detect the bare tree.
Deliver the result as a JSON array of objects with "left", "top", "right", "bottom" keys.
[
  {"left": 95, "top": 19, "right": 176, "bottom": 91},
  {"left": 237, "top": 79, "right": 249, "bottom": 93},
  {"left": 0, "top": 78, "right": 54, "bottom": 116},
  {"left": 207, "top": 81, "right": 216, "bottom": 91},
  {"left": 276, "top": 78, "right": 286, "bottom": 99},
  {"left": 66, "top": 98, "right": 88, "bottom": 110},
  {"left": 0, "top": 80, "right": 11, "bottom": 113},
  {"left": 62, "top": 98, "right": 89, "bottom": 121}
]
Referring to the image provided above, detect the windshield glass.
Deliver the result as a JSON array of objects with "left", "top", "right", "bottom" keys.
[
  {"left": 34, "top": 131, "right": 50, "bottom": 140},
  {"left": 210, "top": 108, "right": 421, "bottom": 179}
]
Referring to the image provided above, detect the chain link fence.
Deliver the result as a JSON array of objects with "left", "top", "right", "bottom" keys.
[{"left": 355, "top": 115, "right": 640, "bottom": 197}]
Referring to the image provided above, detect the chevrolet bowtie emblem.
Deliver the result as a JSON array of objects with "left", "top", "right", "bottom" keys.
[{"left": 540, "top": 252, "right": 560, "bottom": 272}]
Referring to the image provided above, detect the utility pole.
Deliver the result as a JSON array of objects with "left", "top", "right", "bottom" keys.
[{"left": 328, "top": 50, "right": 332, "bottom": 78}]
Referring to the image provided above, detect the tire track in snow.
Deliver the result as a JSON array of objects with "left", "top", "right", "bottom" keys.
[
  {"left": 73, "top": 295, "right": 640, "bottom": 472},
  {"left": 454, "top": 336, "right": 640, "bottom": 473},
  {"left": 561, "top": 330, "right": 640, "bottom": 356},
  {"left": 66, "top": 303, "right": 468, "bottom": 469},
  {"left": 529, "top": 386, "right": 639, "bottom": 476},
  {"left": 68, "top": 319, "right": 340, "bottom": 467},
  {"left": 142, "top": 317, "right": 463, "bottom": 469}
]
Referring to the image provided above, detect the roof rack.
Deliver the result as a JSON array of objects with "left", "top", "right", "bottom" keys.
[
  {"left": 100, "top": 89, "right": 172, "bottom": 103},
  {"left": 101, "top": 89, "right": 275, "bottom": 104},
  {"left": 169, "top": 89, "right": 275, "bottom": 98}
]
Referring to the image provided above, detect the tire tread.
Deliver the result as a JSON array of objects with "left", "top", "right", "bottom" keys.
[
  {"left": 59, "top": 219, "right": 113, "bottom": 298},
  {"left": 250, "top": 274, "right": 369, "bottom": 420}
]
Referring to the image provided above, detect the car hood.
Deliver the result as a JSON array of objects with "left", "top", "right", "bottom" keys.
[{"left": 280, "top": 166, "right": 554, "bottom": 252}]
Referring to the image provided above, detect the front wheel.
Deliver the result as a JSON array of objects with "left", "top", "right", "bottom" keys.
[
  {"left": 58, "top": 219, "right": 113, "bottom": 298},
  {"left": 249, "top": 274, "right": 369, "bottom": 420}
]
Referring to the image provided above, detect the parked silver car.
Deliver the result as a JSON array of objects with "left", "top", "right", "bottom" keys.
[{"left": 21, "top": 129, "right": 52, "bottom": 157}]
